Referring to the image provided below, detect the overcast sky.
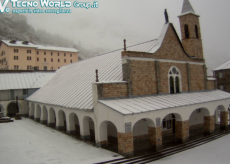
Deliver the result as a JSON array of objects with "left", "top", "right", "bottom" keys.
[{"left": 24, "top": 0, "right": 230, "bottom": 74}]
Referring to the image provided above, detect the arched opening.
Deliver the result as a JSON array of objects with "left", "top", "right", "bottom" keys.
[
  {"left": 34, "top": 104, "right": 41, "bottom": 122},
  {"left": 58, "top": 110, "right": 66, "bottom": 131},
  {"left": 189, "top": 108, "right": 210, "bottom": 139},
  {"left": 48, "top": 107, "right": 56, "bottom": 127},
  {"left": 7, "top": 102, "right": 19, "bottom": 117},
  {"left": 99, "top": 121, "right": 118, "bottom": 153},
  {"left": 83, "top": 116, "right": 95, "bottom": 143},
  {"left": 29, "top": 103, "right": 35, "bottom": 119},
  {"left": 69, "top": 113, "right": 80, "bottom": 136},
  {"left": 168, "top": 67, "right": 181, "bottom": 94},
  {"left": 132, "top": 118, "right": 155, "bottom": 156},
  {"left": 41, "top": 106, "right": 48, "bottom": 124},
  {"left": 0, "top": 104, "right": 4, "bottom": 115},
  {"left": 214, "top": 105, "right": 227, "bottom": 130},
  {"left": 184, "top": 24, "right": 189, "bottom": 39},
  {"left": 162, "top": 113, "right": 182, "bottom": 147},
  {"left": 195, "top": 25, "right": 199, "bottom": 38}
]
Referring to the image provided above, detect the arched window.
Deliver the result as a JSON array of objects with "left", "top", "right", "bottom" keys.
[
  {"left": 195, "top": 25, "right": 199, "bottom": 38},
  {"left": 168, "top": 67, "right": 181, "bottom": 94},
  {"left": 184, "top": 24, "right": 189, "bottom": 39}
]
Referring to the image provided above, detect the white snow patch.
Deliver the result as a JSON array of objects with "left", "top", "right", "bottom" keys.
[{"left": 0, "top": 118, "right": 121, "bottom": 164}]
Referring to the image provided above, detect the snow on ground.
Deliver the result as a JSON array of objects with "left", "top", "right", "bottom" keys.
[
  {"left": 150, "top": 134, "right": 230, "bottom": 164},
  {"left": 0, "top": 118, "right": 121, "bottom": 164}
]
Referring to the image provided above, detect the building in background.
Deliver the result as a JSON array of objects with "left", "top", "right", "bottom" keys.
[
  {"left": 214, "top": 59, "right": 230, "bottom": 92},
  {"left": 0, "top": 72, "right": 55, "bottom": 117},
  {"left": 0, "top": 40, "right": 78, "bottom": 71}
]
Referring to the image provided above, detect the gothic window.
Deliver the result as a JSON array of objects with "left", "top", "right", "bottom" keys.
[
  {"left": 195, "top": 25, "right": 199, "bottom": 38},
  {"left": 184, "top": 24, "right": 189, "bottom": 39},
  {"left": 168, "top": 67, "right": 181, "bottom": 94}
]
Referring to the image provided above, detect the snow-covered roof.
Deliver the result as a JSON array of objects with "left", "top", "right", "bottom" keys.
[
  {"left": 99, "top": 90, "right": 230, "bottom": 115},
  {"left": 181, "top": 0, "right": 195, "bottom": 14},
  {"left": 1, "top": 40, "right": 78, "bottom": 53},
  {"left": 2, "top": 40, "right": 37, "bottom": 48},
  {"left": 213, "top": 59, "right": 230, "bottom": 71},
  {"left": 0, "top": 72, "right": 55, "bottom": 90},
  {"left": 36, "top": 45, "right": 78, "bottom": 53},
  {"left": 26, "top": 38, "right": 160, "bottom": 110}
]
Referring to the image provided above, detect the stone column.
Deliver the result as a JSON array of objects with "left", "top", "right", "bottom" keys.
[
  {"left": 175, "top": 120, "right": 189, "bottom": 143},
  {"left": 204, "top": 115, "right": 215, "bottom": 134},
  {"left": 118, "top": 132, "right": 134, "bottom": 158},
  {"left": 149, "top": 127, "right": 162, "bottom": 151},
  {"left": 220, "top": 111, "right": 229, "bottom": 130}
]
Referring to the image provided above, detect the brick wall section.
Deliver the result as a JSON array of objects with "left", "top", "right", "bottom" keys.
[
  {"left": 122, "top": 60, "right": 133, "bottom": 96},
  {"left": 118, "top": 132, "right": 134, "bottom": 157},
  {"left": 160, "top": 62, "right": 188, "bottom": 93},
  {"left": 121, "top": 24, "right": 204, "bottom": 63},
  {"left": 203, "top": 65, "right": 207, "bottom": 90},
  {"left": 149, "top": 127, "right": 162, "bottom": 151},
  {"left": 100, "top": 140, "right": 108, "bottom": 148},
  {"left": 130, "top": 60, "right": 157, "bottom": 96},
  {"left": 97, "top": 83, "right": 128, "bottom": 99},
  {"left": 207, "top": 80, "right": 215, "bottom": 90},
  {"left": 179, "top": 14, "right": 204, "bottom": 59},
  {"left": 220, "top": 111, "right": 229, "bottom": 129},
  {"left": 190, "top": 64, "right": 205, "bottom": 91},
  {"left": 175, "top": 120, "right": 189, "bottom": 143},
  {"left": 215, "top": 70, "right": 230, "bottom": 92},
  {"left": 155, "top": 61, "right": 161, "bottom": 94},
  {"left": 186, "top": 63, "right": 191, "bottom": 91},
  {"left": 204, "top": 115, "right": 215, "bottom": 134}
]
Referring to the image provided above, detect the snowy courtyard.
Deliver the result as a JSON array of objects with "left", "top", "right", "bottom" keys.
[
  {"left": 1, "top": 118, "right": 230, "bottom": 164},
  {"left": 0, "top": 118, "right": 121, "bottom": 164}
]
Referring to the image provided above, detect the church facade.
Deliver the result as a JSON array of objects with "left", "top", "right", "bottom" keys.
[{"left": 26, "top": 0, "right": 230, "bottom": 157}]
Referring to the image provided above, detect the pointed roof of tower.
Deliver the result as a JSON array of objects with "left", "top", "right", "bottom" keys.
[{"left": 181, "top": 0, "right": 195, "bottom": 14}]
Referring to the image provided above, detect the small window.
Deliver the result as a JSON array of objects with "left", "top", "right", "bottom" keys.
[
  {"left": 14, "top": 56, "right": 18, "bottom": 60},
  {"left": 44, "top": 52, "right": 46, "bottom": 55},
  {"left": 184, "top": 24, "right": 189, "bottom": 39},
  {"left": 58, "top": 59, "right": 60, "bottom": 62},
  {"left": 220, "top": 85, "right": 224, "bottom": 90},
  {"left": 44, "top": 58, "right": 46, "bottom": 62},
  {"left": 64, "top": 59, "right": 66, "bottom": 63},
  {"left": 51, "top": 52, "right": 53, "bottom": 56},
  {"left": 195, "top": 25, "right": 199, "bottom": 39},
  {"left": 37, "top": 51, "right": 39, "bottom": 55},
  {"left": 51, "top": 58, "right": 53, "bottom": 62},
  {"left": 70, "top": 54, "right": 72, "bottom": 57},
  {"left": 51, "top": 67, "right": 53, "bottom": 70},
  {"left": 37, "top": 57, "right": 39, "bottom": 61},
  {"left": 27, "top": 65, "right": 32, "bottom": 70},
  {"left": 58, "top": 53, "right": 59, "bottom": 56},
  {"left": 58, "top": 67, "right": 60, "bottom": 69},
  {"left": 64, "top": 53, "right": 66, "bottom": 56},
  {"left": 44, "top": 66, "right": 47, "bottom": 70},
  {"left": 27, "top": 56, "right": 31, "bottom": 60},
  {"left": 23, "top": 89, "right": 28, "bottom": 95},
  {"left": 14, "top": 65, "right": 19, "bottom": 70},
  {"left": 70, "top": 60, "right": 72, "bottom": 63},
  {"left": 219, "top": 72, "right": 223, "bottom": 78},
  {"left": 27, "top": 50, "right": 31, "bottom": 53},
  {"left": 14, "top": 49, "right": 18, "bottom": 53}
]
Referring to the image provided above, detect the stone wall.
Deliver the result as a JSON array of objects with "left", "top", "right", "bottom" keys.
[
  {"left": 175, "top": 121, "right": 189, "bottom": 143},
  {"left": 190, "top": 64, "right": 205, "bottom": 91},
  {"left": 97, "top": 83, "right": 128, "bottom": 99},
  {"left": 207, "top": 80, "right": 215, "bottom": 90},
  {"left": 118, "top": 132, "right": 134, "bottom": 157}
]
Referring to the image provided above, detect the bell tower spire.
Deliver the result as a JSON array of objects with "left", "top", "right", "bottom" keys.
[{"left": 178, "top": 0, "right": 204, "bottom": 59}]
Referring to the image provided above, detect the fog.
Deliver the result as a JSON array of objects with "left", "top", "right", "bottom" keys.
[{"left": 24, "top": 0, "right": 230, "bottom": 74}]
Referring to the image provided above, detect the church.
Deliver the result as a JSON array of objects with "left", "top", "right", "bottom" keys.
[{"left": 26, "top": 0, "right": 230, "bottom": 157}]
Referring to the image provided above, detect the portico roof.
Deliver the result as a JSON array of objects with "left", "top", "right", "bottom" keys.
[{"left": 98, "top": 90, "right": 230, "bottom": 115}]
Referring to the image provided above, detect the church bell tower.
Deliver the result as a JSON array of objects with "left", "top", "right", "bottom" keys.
[{"left": 178, "top": 0, "right": 204, "bottom": 59}]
